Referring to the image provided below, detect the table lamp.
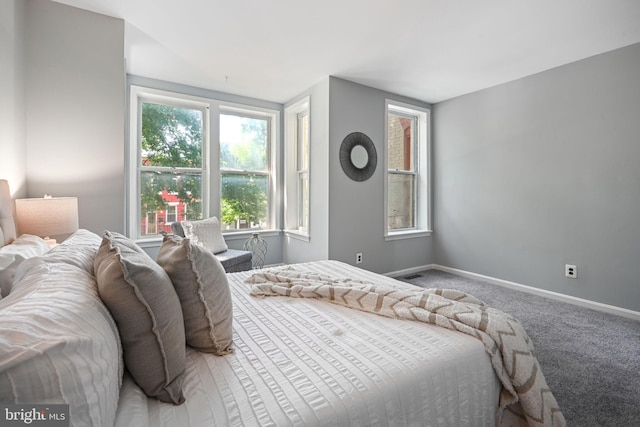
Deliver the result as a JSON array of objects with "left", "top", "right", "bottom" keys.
[{"left": 15, "top": 195, "right": 79, "bottom": 247}]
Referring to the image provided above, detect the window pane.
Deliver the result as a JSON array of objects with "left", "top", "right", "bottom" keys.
[
  {"left": 297, "top": 112, "right": 310, "bottom": 232},
  {"left": 145, "top": 212, "right": 157, "bottom": 235},
  {"left": 141, "top": 102, "right": 202, "bottom": 168},
  {"left": 387, "top": 113, "right": 414, "bottom": 171},
  {"left": 388, "top": 173, "right": 415, "bottom": 230},
  {"left": 140, "top": 171, "right": 202, "bottom": 237},
  {"left": 297, "top": 113, "right": 309, "bottom": 171},
  {"left": 220, "top": 114, "right": 268, "bottom": 171},
  {"left": 166, "top": 205, "right": 177, "bottom": 223},
  {"left": 221, "top": 173, "right": 268, "bottom": 230},
  {"left": 298, "top": 172, "right": 309, "bottom": 232}
]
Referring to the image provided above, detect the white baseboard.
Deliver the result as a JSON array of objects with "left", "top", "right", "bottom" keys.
[
  {"left": 384, "top": 264, "right": 435, "bottom": 279},
  {"left": 427, "top": 264, "right": 640, "bottom": 321}
]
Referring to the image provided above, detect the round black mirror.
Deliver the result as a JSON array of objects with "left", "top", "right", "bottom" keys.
[{"left": 339, "top": 132, "right": 377, "bottom": 181}]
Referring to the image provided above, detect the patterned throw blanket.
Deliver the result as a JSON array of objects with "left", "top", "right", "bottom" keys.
[{"left": 245, "top": 268, "right": 565, "bottom": 427}]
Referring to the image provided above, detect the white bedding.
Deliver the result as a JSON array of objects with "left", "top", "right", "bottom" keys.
[{"left": 115, "top": 260, "right": 500, "bottom": 427}]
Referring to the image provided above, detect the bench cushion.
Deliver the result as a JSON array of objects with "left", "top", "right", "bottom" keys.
[{"left": 216, "top": 249, "right": 252, "bottom": 273}]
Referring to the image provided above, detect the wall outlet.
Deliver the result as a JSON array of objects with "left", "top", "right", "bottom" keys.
[
  {"left": 565, "top": 264, "right": 577, "bottom": 279},
  {"left": 356, "top": 253, "right": 363, "bottom": 264}
]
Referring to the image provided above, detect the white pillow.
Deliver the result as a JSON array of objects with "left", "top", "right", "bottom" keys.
[
  {"left": 0, "top": 234, "right": 50, "bottom": 297},
  {"left": 181, "top": 217, "right": 228, "bottom": 254}
]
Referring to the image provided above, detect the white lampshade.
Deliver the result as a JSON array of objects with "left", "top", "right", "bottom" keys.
[{"left": 15, "top": 197, "right": 79, "bottom": 241}]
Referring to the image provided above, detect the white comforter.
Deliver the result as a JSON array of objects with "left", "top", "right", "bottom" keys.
[{"left": 115, "top": 261, "right": 500, "bottom": 426}]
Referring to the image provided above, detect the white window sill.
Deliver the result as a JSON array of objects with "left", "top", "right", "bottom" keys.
[
  {"left": 133, "top": 229, "right": 281, "bottom": 246},
  {"left": 222, "top": 229, "right": 281, "bottom": 241},
  {"left": 135, "top": 237, "right": 163, "bottom": 247},
  {"left": 284, "top": 230, "right": 310, "bottom": 242},
  {"left": 384, "top": 229, "right": 432, "bottom": 241}
]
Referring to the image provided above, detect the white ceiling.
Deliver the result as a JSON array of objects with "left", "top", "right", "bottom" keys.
[{"left": 52, "top": 0, "right": 640, "bottom": 104}]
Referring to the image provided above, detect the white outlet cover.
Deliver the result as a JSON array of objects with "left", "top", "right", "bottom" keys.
[{"left": 565, "top": 264, "right": 577, "bottom": 278}]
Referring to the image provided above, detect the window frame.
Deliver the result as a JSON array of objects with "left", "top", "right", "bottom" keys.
[
  {"left": 128, "top": 85, "right": 279, "bottom": 241},
  {"left": 384, "top": 99, "right": 432, "bottom": 240},
  {"left": 284, "top": 96, "right": 311, "bottom": 241},
  {"left": 219, "top": 107, "right": 274, "bottom": 232}
]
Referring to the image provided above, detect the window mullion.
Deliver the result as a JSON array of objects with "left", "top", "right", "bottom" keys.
[{"left": 139, "top": 166, "right": 202, "bottom": 173}]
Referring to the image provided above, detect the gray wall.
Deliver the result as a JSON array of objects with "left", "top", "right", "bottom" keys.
[
  {"left": 24, "top": 0, "right": 125, "bottom": 235},
  {"left": 433, "top": 43, "right": 640, "bottom": 311},
  {"left": 281, "top": 77, "right": 435, "bottom": 273},
  {"left": 0, "top": 0, "right": 27, "bottom": 198},
  {"left": 328, "top": 77, "right": 434, "bottom": 274}
]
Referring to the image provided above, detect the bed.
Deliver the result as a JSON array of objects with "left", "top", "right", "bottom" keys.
[
  {"left": 0, "top": 179, "right": 563, "bottom": 427},
  {"left": 115, "top": 260, "right": 500, "bottom": 427}
]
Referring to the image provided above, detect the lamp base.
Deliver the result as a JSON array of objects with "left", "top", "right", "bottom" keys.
[{"left": 44, "top": 237, "right": 58, "bottom": 248}]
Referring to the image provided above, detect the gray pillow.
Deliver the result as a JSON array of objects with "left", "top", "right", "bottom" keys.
[
  {"left": 94, "top": 231, "right": 186, "bottom": 404},
  {"left": 171, "top": 221, "right": 185, "bottom": 237},
  {"left": 157, "top": 234, "right": 233, "bottom": 355}
]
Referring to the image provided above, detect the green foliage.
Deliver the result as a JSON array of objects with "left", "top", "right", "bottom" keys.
[
  {"left": 220, "top": 115, "right": 268, "bottom": 171},
  {"left": 219, "top": 115, "right": 269, "bottom": 228},
  {"left": 142, "top": 103, "right": 202, "bottom": 168},
  {"left": 140, "top": 172, "right": 168, "bottom": 215},
  {"left": 140, "top": 105, "right": 268, "bottom": 229},
  {"left": 140, "top": 103, "right": 203, "bottom": 216},
  {"left": 140, "top": 172, "right": 202, "bottom": 221},
  {"left": 221, "top": 174, "right": 267, "bottom": 227}
]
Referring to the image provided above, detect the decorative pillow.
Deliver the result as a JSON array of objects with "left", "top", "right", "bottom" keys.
[
  {"left": 157, "top": 234, "right": 233, "bottom": 355},
  {"left": 0, "top": 234, "right": 122, "bottom": 427},
  {"left": 181, "top": 217, "right": 228, "bottom": 254},
  {"left": 93, "top": 231, "right": 186, "bottom": 404},
  {"left": 0, "top": 234, "right": 50, "bottom": 297},
  {"left": 171, "top": 221, "right": 185, "bottom": 237}
]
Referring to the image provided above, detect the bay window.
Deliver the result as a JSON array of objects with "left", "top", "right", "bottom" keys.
[{"left": 128, "top": 86, "right": 278, "bottom": 240}]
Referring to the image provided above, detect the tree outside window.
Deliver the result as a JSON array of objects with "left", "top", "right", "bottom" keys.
[
  {"left": 220, "top": 113, "right": 270, "bottom": 230},
  {"left": 139, "top": 102, "right": 203, "bottom": 236},
  {"left": 130, "top": 86, "right": 278, "bottom": 239}
]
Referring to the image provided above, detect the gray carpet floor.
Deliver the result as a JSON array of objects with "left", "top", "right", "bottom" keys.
[{"left": 399, "top": 269, "right": 640, "bottom": 427}]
